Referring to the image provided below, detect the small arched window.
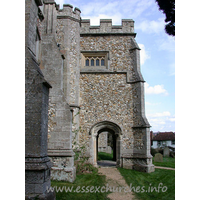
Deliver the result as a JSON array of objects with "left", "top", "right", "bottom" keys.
[
  {"left": 101, "top": 59, "right": 105, "bottom": 66},
  {"left": 91, "top": 59, "right": 94, "bottom": 66},
  {"left": 86, "top": 59, "right": 89, "bottom": 66},
  {"left": 96, "top": 59, "right": 99, "bottom": 66}
]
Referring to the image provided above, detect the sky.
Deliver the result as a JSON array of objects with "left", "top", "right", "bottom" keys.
[{"left": 55, "top": 0, "right": 175, "bottom": 132}]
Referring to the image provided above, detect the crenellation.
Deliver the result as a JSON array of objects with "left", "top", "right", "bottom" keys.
[
  {"left": 74, "top": 7, "right": 81, "bottom": 14},
  {"left": 122, "top": 19, "right": 134, "bottom": 32},
  {"left": 80, "top": 19, "right": 90, "bottom": 33},
  {"left": 100, "top": 19, "right": 112, "bottom": 32},
  {"left": 57, "top": 4, "right": 81, "bottom": 20},
  {"left": 81, "top": 19, "right": 135, "bottom": 34},
  {"left": 63, "top": 3, "right": 73, "bottom": 8}
]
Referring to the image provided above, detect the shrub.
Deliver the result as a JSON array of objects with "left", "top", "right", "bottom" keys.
[{"left": 76, "top": 162, "right": 98, "bottom": 175}]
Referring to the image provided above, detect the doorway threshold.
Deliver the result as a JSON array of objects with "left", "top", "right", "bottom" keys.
[{"left": 97, "top": 160, "right": 116, "bottom": 167}]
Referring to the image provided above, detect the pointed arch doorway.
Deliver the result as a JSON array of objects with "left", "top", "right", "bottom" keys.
[{"left": 89, "top": 121, "right": 122, "bottom": 167}]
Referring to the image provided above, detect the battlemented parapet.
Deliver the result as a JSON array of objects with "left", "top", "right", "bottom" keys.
[
  {"left": 57, "top": 4, "right": 81, "bottom": 21},
  {"left": 81, "top": 19, "right": 135, "bottom": 35}
]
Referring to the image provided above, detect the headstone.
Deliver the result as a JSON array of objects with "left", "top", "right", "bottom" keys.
[
  {"left": 154, "top": 153, "right": 163, "bottom": 162},
  {"left": 163, "top": 147, "right": 170, "bottom": 157},
  {"left": 106, "top": 146, "right": 112, "bottom": 154}
]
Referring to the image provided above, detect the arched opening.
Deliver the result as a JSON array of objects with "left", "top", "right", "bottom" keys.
[
  {"left": 97, "top": 128, "right": 116, "bottom": 166},
  {"left": 89, "top": 121, "right": 122, "bottom": 167}
]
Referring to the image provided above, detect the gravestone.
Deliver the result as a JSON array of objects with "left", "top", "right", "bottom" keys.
[
  {"left": 163, "top": 147, "right": 170, "bottom": 157},
  {"left": 154, "top": 153, "right": 163, "bottom": 162},
  {"left": 106, "top": 146, "right": 112, "bottom": 154}
]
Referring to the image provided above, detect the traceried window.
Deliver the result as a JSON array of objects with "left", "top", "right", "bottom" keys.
[
  {"left": 96, "top": 59, "right": 99, "bottom": 66},
  {"left": 81, "top": 51, "right": 109, "bottom": 69},
  {"left": 84, "top": 56, "right": 106, "bottom": 67},
  {"left": 91, "top": 58, "right": 94, "bottom": 66},
  {"left": 86, "top": 59, "right": 89, "bottom": 66},
  {"left": 101, "top": 59, "right": 105, "bottom": 66}
]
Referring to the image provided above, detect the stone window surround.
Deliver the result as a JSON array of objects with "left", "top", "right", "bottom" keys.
[{"left": 81, "top": 51, "right": 109, "bottom": 70}]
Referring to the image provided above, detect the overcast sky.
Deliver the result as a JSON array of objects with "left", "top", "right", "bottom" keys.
[{"left": 55, "top": 0, "right": 175, "bottom": 132}]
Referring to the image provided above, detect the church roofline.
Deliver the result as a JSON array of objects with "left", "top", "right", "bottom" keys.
[{"left": 80, "top": 33, "right": 136, "bottom": 37}]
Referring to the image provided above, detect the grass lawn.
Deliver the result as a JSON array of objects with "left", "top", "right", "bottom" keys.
[
  {"left": 153, "top": 157, "right": 175, "bottom": 168},
  {"left": 98, "top": 151, "right": 113, "bottom": 161},
  {"left": 118, "top": 168, "right": 175, "bottom": 200},
  {"left": 51, "top": 169, "right": 110, "bottom": 200}
]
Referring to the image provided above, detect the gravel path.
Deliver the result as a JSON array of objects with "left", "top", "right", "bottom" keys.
[
  {"left": 154, "top": 166, "right": 175, "bottom": 170},
  {"left": 98, "top": 167, "right": 138, "bottom": 200}
]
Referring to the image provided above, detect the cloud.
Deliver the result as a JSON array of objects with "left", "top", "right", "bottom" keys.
[
  {"left": 147, "top": 111, "right": 171, "bottom": 118},
  {"left": 169, "top": 63, "right": 175, "bottom": 76},
  {"left": 145, "top": 83, "right": 168, "bottom": 95},
  {"left": 83, "top": 13, "right": 122, "bottom": 26},
  {"left": 145, "top": 101, "right": 161, "bottom": 106},
  {"left": 55, "top": 0, "right": 64, "bottom": 8},
  {"left": 136, "top": 18, "right": 165, "bottom": 34},
  {"left": 138, "top": 44, "right": 150, "bottom": 65},
  {"left": 147, "top": 112, "right": 175, "bottom": 132},
  {"left": 145, "top": 102, "right": 152, "bottom": 105},
  {"left": 124, "top": 0, "right": 154, "bottom": 18},
  {"left": 62, "top": 0, "right": 156, "bottom": 26},
  {"left": 80, "top": 0, "right": 153, "bottom": 19},
  {"left": 169, "top": 117, "right": 175, "bottom": 122},
  {"left": 81, "top": 1, "right": 121, "bottom": 21},
  {"left": 158, "top": 36, "right": 175, "bottom": 52},
  {"left": 98, "top": 2, "right": 120, "bottom": 14}
]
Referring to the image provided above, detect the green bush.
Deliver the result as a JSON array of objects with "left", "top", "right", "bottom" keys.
[{"left": 76, "top": 163, "right": 98, "bottom": 175}]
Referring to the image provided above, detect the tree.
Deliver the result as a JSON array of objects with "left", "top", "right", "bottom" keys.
[{"left": 155, "top": 0, "right": 175, "bottom": 36}]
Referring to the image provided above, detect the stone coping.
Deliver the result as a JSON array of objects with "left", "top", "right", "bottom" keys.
[{"left": 80, "top": 33, "right": 136, "bottom": 37}]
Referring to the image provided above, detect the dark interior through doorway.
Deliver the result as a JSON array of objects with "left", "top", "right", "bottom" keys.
[{"left": 97, "top": 128, "right": 116, "bottom": 162}]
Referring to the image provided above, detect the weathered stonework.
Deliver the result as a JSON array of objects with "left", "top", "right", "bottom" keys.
[
  {"left": 98, "top": 132, "right": 112, "bottom": 154},
  {"left": 33, "top": 0, "right": 154, "bottom": 182},
  {"left": 25, "top": 0, "right": 55, "bottom": 199},
  {"left": 50, "top": 156, "right": 76, "bottom": 182},
  {"left": 98, "top": 132, "right": 107, "bottom": 151},
  {"left": 39, "top": 1, "right": 78, "bottom": 182},
  {"left": 79, "top": 19, "right": 154, "bottom": 172},
  {"left": 79, "top": 73, "right": 135, "bottom": 150}
]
